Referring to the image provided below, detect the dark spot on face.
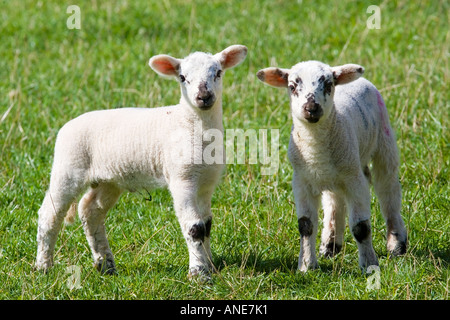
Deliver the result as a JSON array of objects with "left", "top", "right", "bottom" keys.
[
  {"left": 323, "top": 80, "right": 332, "bottom": 95},
  {"left": 289, "top": 77, "right": 303, "bottom": 97},
  {"left": 352, "top": 220, "right": 371, "bottom": 243},
  {"left": 298, "top": 217, "right": 313, "bottom": 237},
  {"left": 189, "top": 222, "right": 206, "bottom": 242}
]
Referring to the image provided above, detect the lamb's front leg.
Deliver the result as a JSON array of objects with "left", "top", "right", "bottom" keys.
[
  {"left": 197, "top": 189, "right": 215, "bottom": 271},
  {"left": 347, "top": 175, "right": 379, "bottom": 271},
  {"left": 293, "top": 171, "right": 320, "bottom": 272},
  {"left": 170, "top": 181, "right": 212, "bottom": 279}
]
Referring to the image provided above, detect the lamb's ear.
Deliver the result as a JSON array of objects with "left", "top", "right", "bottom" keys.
[
  {"left": 332, "top": 64, "right": 364, "bottom": 85},
  {"left": 215, "top": 45, "right": 248, "bottom": 70},
  {"left": 149, "top": 54, "right": 180, "bottom": 78},
  {"left": 256, "top": 67, "right": 290, "bottom": 88}
]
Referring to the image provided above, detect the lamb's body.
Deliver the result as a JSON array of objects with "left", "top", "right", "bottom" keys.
[
  {"left": 36, "top": 45, "right": 247, "bottom": 278},
  {"left": 257, "top": 61, "right": 407, "bottom": 271},
  {"left": 289, "top": 78, "right": 387, "bottom": 193},
  {"left": 55, "top": 106, "right": 223, "bottom": 192}
]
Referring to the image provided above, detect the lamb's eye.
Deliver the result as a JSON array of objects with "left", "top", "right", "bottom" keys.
[
  {"left": 215, "top": 70, "right": 222, "bottom": 80},
  {"left": 289, "top": 82, "right": 298, "bottom": 93},
  {"left": 180, "top": 74, "right": 186, "bottom": 82},
  {"left": 324, "top": 81, "right": 332, "bottom": 95}
]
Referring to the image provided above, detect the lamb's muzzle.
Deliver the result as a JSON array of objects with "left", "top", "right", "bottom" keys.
[
  {"left": 195, "top": 82, "right": 216, "bottom": 109},
  {"left": 303, "top": 94, "right": 323, "bottom": 123}
]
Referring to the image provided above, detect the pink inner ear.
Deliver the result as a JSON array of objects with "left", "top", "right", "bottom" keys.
[
  {"left": 261, "top": 69, "right": 288, "bottom": 87},
  {"left": 336, "top": 72, "right": 356, "bottom": 84},
  {"left": 153, "top": 59, "right": 177, "bottom": 75},
  {"left": 266, "top": 73, "right": 286, "bottom": 86},
  {"left": 220, "top": 51, "right": 237, "bottom": 69},
  {"left": 223, "top": 51, "right": 240, "bottom": 68},
  {"left": 334, "top": 65, "right": 364, "bottom": 85}
]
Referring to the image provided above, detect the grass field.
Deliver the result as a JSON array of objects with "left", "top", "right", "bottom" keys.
[{"left": 0, "top": 0, "right": 448, "bottom": 300}]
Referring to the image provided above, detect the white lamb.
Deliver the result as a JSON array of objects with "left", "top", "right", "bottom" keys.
[
  {"left": 35, "top": 45, "right": 248, "bottom": 278},
  {"left": 257, "top": 60, "right": 407, "bottom": 271}
]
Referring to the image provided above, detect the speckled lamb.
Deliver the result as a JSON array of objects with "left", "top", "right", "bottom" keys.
[{"left": 257, "top": 60, "right": 407, "bottom": 271}]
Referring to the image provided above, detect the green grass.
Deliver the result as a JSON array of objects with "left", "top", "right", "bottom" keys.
[{"left": 0, "top": 0, "right": 448, "bottom": 300}]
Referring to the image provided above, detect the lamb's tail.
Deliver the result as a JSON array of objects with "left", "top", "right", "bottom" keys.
[{"left": 64, "top": 202, "right": 78, "bottom": 225}]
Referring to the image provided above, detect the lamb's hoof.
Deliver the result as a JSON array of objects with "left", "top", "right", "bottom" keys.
[
  {"left": 388, "top": 241, "right": 407, "bottom": 257},
  {"left": 95, "top": 258, "right": 117, "bottom": 275},
  {"left": 320, "top": 242, "right": 342, "bottom": 258},
  {"left": 387, "top": 233, "right": 407, "bottom": 257},
  {"left": 298, "top": 260, "right": 319, "bottom": 273},
  {"left": 35, "top": 260, "right": 53, "bottom": 274},
  {"left": 188, "top": 266, "right": 212, "bottom": 283}
]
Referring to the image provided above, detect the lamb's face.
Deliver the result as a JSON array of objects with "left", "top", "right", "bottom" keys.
[
  {"left": 288, "top": 61, "right": 335, "bottom": 124},
  {"left": 256, "top": 60, "right": 364, "bottom": 125},
  {"left": 178, "top": 53, "right": 222, "bottom": 110},
  {"left": 149, "top": 45, "right": 247, "bottom": 112}
]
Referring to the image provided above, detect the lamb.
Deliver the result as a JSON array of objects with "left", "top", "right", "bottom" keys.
[
  {"left": 35, "top": 45, "right": 248, "bottom": 279},
  {"left": 256, "top": 60, "right": 407, "bottom": 271}
]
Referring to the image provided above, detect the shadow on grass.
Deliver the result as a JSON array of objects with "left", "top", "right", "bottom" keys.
[
  {"left": 411, "top": 246, "right": 450, "bottom": 266},
  {"left": 212, "top": 251, "right": 363, "bottom": 277}
]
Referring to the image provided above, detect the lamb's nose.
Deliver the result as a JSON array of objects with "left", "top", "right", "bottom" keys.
[
  {"left": 304, "top": 100, "right": 320, "bottom": 113},
  {"left": 196, "top": 83, "right": 215, "bottom": 109},
  {"left": 196, "top": 92, "right": 215, "bottom": 108},
  {"left": 302, "top": 95, "right": 323, "bottom": 123},
  {"left": 197, "top": 92, "right": 212, "bottom": 103}
]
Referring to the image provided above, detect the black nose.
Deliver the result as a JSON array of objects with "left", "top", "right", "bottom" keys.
[
  {"left": 303, "top": 95, "right": 323, "bottom": 123},
  {"left": 196, "top": 92, "right": 215, "bottom": 108},
  {"left": 196, "top": 82, "right": 215, "bottom": 109},
  {"left": 304, "top": 100, "right": 321, "bottom": 113}
]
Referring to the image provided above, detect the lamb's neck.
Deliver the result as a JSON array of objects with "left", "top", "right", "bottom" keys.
[
  {"left": 291, "top": 107, "right": 339, "bottom": 158},
  {"left": 179, "top": 97, "right": 224, "bottom": 132},
  {"left": 295, "top": 107, "right": 336, "bottom": 138}
]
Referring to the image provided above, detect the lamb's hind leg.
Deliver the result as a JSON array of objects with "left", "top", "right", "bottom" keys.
[
  {"left": 372, "top": 147, "right": 407, "bottom": 256},
  {"left": 36, "top": 175, "right": 84, "bottom": 272},
  {"left": 78, "top": 183, "right": 122, "bottom": 274},
  {"left": 320, "top": 191, "right": 346, "bottom": 257}
]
